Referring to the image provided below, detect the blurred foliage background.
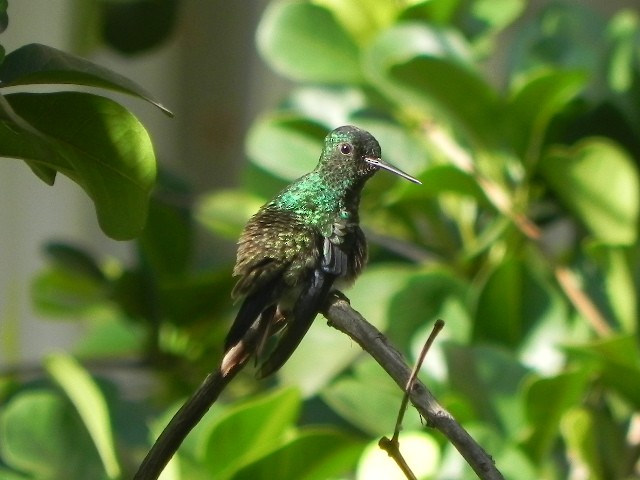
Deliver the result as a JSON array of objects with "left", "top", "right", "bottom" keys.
[{"left": 1, "top": 0, "right": 640, "bottom": 479}]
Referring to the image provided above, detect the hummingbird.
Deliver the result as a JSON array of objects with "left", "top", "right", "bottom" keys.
[
  {"left": 222, "top": 124, "right": 421, "bottom": 377},
  {"left": 134, "top": 125, "right": 420, "bottom": 480}
]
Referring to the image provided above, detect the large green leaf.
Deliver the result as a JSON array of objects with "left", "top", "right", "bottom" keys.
[
  {"left": 540, "top": 138, "right": 639, "bottom": 245},
  {"left": 364, "top": 23, "right": 502, "bottom": 148},
  {"left": 314, "top": 0, "right": 400, "bottom": 45},
  {"left": 200, "top": 387, "right": 301, "bottom": 478},
  {"left": 233, "top": 428, "right": 364, "bottom": 480},
  {"left": 585, "top": 244, "right": 637, "bottom": 333},
  {"left": 445, "top": 344, "right": 529, "bottom": 437},
  {"left": 31, "top": 266, "right": 108, "bottom": 318},
  {"left": 565, "top": 335, "right": 640, "bottom": 408},
  {"left": 322, "top": 357, "right": 423, "bottom": 436},
  {"left": 507, "top": 70, "right": 587, "bottom": 158},
  {"left": 474, "top": 258, "right": 564, "bottom": 348},
  {"left": 0, "top": 391, "right": 104, "bottom": 479},
  {"left": 560, "top": 408, "right": 605, "bottom": 479},
  {"left": 1, "top": 92, "right": 157, "bottom": 240},
  {"left": 256, "top": 1, "right": 362, "bottom": 83},
  {"left": 196, "top": 189, "right": 266, "bottom": 240},
  {"left": 0, "top": 43, "right": 172, "bottom": 115},
  {"left": 45, "top": 354, "right": 121, "bottom": 479},
  {"left": 246, "top": 115, "right": 327, "bottom": 181},
  {"left": 521, "top": 370, "right": 589, "bottom": 461}
]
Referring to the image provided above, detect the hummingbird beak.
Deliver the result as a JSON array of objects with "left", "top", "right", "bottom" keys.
[{"left": 365, "top": 157, "right": 422, "bottom": 184}]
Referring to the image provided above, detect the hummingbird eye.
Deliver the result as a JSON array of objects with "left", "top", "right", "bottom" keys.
[{"left": 339, "top": 143, "right": 353, "bottom": 155}]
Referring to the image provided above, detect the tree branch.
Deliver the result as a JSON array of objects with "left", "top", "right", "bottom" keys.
[{"left": 323, "top": 295, "right": 505, "bottom": 480}]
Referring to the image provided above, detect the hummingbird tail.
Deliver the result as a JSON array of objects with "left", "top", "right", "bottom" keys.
[{"left": 258, "top": 269, "right": 336, "bottom": 378}]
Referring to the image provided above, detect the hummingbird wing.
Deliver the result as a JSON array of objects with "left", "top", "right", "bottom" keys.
[
  {"left": 258, "top": 266, "right": 336, "bottom": 377},
  {"left": 258, "top": 235, "right": 350, "bottom": 377},
  {"left": 224, "top": 271, "right": 281, "bottom": 351},
  {"left": 225, "top": 207, "right": 319, "bottom": 352}
]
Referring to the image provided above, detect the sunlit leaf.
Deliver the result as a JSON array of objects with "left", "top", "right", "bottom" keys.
[
  {"left": 0, "top": 43, "right": 172, "bottom": 115},
  {"left": 200, "top": 387, "right": 301, "bottom": 477},
  {"left": 540, "top": 138, "right": 639, "bottom": 245},
  {"left": 507, "top": 70, "right": 587, "bottom": 157},
  {"left": 196, "top": 190, "right": 266, "bottom": 239},
  {"left": 474, "top": 258, "right": 563, "bottom": 348},
  {"left": 257, "top": 1, "right": 362, "bottom": 83},
  {"left": 445, "top": 344, "right": 529, "bottom": 436},
  {"left": 0, "top": 391, "right": 104, "bottom": 479},
  {"left": 45, "top": 354, "right": 121, "bottom": 479},
  {"left": 322, "top": 357, "right": 422, "bottom": 436},
  {"left": 1, "top": 92, "right": 157, "bottom": 240},
  {"left": 565, "top": 335, "right": 640, "bottom": 408},
  {"left": 364, "top": 23, "right": 502, "bottom": 148},
  {"left": 234, "top": 428, "right": 364, "bottom": 480},
  {"left": 521, "top": 370, "right": 589, "bottom": 461},
  {"left": 246, "top": 115, "right": 327, "bottom": 181},
  {"left": 560, "top": 408, "right": 604, "bottom": 478}
]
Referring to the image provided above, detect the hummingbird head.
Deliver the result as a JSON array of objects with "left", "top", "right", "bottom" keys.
[{"left": 320, "top": 125, "right": 421, "bottom": 185}]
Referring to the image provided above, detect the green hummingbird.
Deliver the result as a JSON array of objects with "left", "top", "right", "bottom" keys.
[
  {"left": 222, "top": 124, "right": 421, "bottom": 377},
  {"left": 134, "top": 125, "right": 420, "bottom": 480}
]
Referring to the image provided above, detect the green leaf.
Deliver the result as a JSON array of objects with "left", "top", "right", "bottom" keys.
[
  {"left": 156, "top": 269, "right": 235, "bottom": 326},
  {"left": 540, "top": 138, "right": 639, "bottom": 245},
  {"left": 399, "top": 164, "right": 489, "bottom": 204},
  {"left": 466, "top": 0, "right": 525, "bottom": 55},
  {"left": 521, "top": 370, "right": 589, "bottom": 461},
  {"left": 314, "top": 0, "right": 400, "bottom": 44},
  {"left": 507, "top": 70, "right": 587, "bottom": 158},
  {"left": 257, "top": 1, "right": 362, "bottom": 83},
  {"left": 1, "top": 92, "right": 157, "bottom": 240},
  {"left": 101, "top": 0, "right": 179, "bottom": 55},
  {"left": 565, "top": 335, "right": 640, "bottom": 408},
  {"left": 31, "top": 267, "right": 108, "bottom": 318},
  {"left": 349, "top": 116, "right": 428, "bottom": 177},
  {"left": 246, "top": 115, "right": 327, "bottom": 181},
  {"left": 45, "top": 353, "right": 121, "bottom": 479},
  {"left": 322, "top": 358, "right": 422, "bottom": 436},
  {"left": 196, "top": 189, "right": 266, "bottom": 239},
  {"left": 445, "top": 345, "right": 529, "bottom": 436},
  {"left": 44, "top": 242, "right": 106, "bottom": 281},
  {"left": 72, "top": 311, "right": 145, "bottom": 357},
  {"left": 474, "top": 258, "right": 563, "bottom": 348},
  {"left": 606, "top": 10, "right": 640, "bottom": 92},
  {"left": 388, "top": 268, "right": 471, "bottom": 348},
  {"left": 234, "top": 428, "right": 364, "bottom": 480},
  {"left": 0, "top": 43, "right": 172, "bottom": 115},
  {"left": 364, "top": 23, "right": 501, "bottom": 148},
  {"left": 560, "top": 408, "right": 604, "bottom": 479},
  {"left": 585, "top": 244, "right": 637, "bottom": 333},
  {"left": 200, "top": 387, "right": 302, "bottom": 478},
  {"left": 0, "top": 390, "right": 104, "bottom": 479},
  {"left": 138, "top": 173, "right": 193, "bottom": 277},
  {"left": 287, "top": 86, "right": 368, "bottom": 130}
]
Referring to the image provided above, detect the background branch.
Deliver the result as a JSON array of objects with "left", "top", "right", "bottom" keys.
[{"left": 323, "top": 295, "right": 505, "bottom": 480}]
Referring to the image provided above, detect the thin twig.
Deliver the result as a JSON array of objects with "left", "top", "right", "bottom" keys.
[
  {"left": 378, "top": 319, "right": 445, "bottom": 480},
  {"left": 554, "top": 266, "right": 611, "bottom": 336},
  {"left": 323, "top": 295, "right": 505, "bottom": 480},
  {"left": 393, "top": 318, "right": 445, "bottom": 441}
]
